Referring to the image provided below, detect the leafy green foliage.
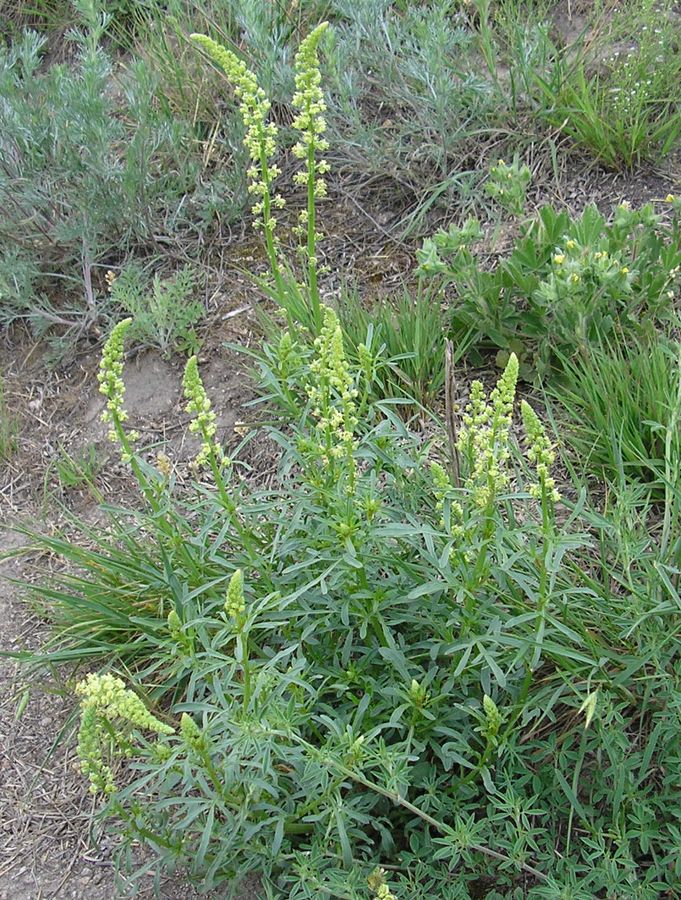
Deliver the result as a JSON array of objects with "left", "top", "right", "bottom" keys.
[
  {"left": 419, "top": 199, "right": 681, "bottom": 379},
  {"left": 16, "top": 316, "right": 681, "bottom": 897},
  {"left": 108, "top": 264, "right": 203, "bottom": 356}
]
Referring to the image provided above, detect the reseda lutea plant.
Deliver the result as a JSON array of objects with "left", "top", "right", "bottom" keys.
[
  {"left": 191, "top": 23, "right": 330, "bottom": 333},
  {"left": 61, "top": 312, "right": 679, "bottom": 895}
]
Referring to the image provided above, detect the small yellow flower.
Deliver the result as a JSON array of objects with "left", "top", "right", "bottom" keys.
[
  {"left": 621, "top": 266, "right": 629, "bottom": 274},
  {"left": 553, "top": 254, "right": 565, "bottom": 265},
  {"left": 665, "top": 193, "right": 675, "bottom": 202},
  {"left": 565, "top": 239, "right": 576, "bottom": 250}
]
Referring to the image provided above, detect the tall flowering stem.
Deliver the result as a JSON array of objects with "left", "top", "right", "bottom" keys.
[
  {"left": 98, "top": 318, "right": 135, "bottom": 461},
  {"left": 292, "top": 22, "right": 330, "bottom": 333},
  {"left": 190, "top": 33, "right": 286, "bottom": 298},
  {"left": 306, "top": 306, "right": 359, "bottom": 494},
  {"left": 182, "top": 356, "right": 256, "bottom": 556},
  {"left": 458, "top": 353, "right": 519, "bottom": 517},
  {"left": 455, "top": 354, "right": 519, "bottom": 610},
  {"left": 520, "top": 399, "right": 560, "bottom": 674},
  {"left": 224, "top": 569, "right": 252, "bottom": 710},
  {"left": 97, "top": 318, "right": 163, "bottom": 509}
]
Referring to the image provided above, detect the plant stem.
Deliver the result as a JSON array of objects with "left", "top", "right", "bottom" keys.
[{"left": 306, "top": 142, "right": 322, "bottom": 333}]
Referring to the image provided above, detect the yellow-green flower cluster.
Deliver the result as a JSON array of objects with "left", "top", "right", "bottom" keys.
[
  {"left": 180, "top": 713, "right": 205, "bottom": 752},
  {"left": 521, "top": 400, "right": 560, "bottom": 505},
  {"left": 190, "top": 33, "right": 284, "bottom": 230},
  {"left": 482, "top": 694, "right": 503, "bottom": 746},
  {"left": 276, "top": 330, "right": 303, "bottom": 381},
  {"left": 183, "top": 355, "right": 221, "bottom": 467},
  {"left": 224, "top": 568, "right": 246, "bottom": 620},
  {"left": 98, "top": 319, "right": 138, "bottom": 459},
  {"left": 76, "top": 673, "right": 174, "bottom": 794},
  {"left": 292, "top": 23, "right": 331, "bottom": 207},
  {"left": 457, "top": 354, "right": 518, "bottom": 509},
  {"left": 485, "top": 157, "right": 531, "bottom": 217},
  {"left": 307, "top": 306, "right": 359, "bottom": 471},
  {"left": 367, "top": 867, "right": 396, "bottom": 900},
  {"left": 430, "top": 460, "right": 463, "bottom": 536}
]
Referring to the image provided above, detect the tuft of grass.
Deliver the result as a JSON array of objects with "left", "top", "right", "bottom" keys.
[
  {"left": 53, "top": 443, "right": 103, "bottom": 489},
  {"left": 532, "top": 0, "right": 681, "bottom": 169},
  {"left": 548, "top": 338, "right": 681, "bottom": 495},
  {"left": 338, "top": 285, "right": 457, "bottom": 411}
]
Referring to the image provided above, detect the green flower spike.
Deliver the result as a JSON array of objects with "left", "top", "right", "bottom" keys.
[
  {"left": 457, "top": 353, "right": 519, "bottom": 509},
  {"left": 167, "top": 608, "right": 182, "bottom": 639},
  {"left": 76, "top": 673, "right": 174, "bottom": 794},
  {"left": 292, "top": 22, "right": 330, "bottom": 329},
  {"left": 521, "top": 400, "right": 560, "bottom": 504},
  {"left": 183, "top": 355, "right": 221, "bottom": 467},
  {"left": 292, "top": 22, "right": 330, "bottom": 201},
  {"left": 307, "top": 307, "right": 359, "bottom": 473},
  {"left": 190, "top": 33, "right": 284, "bottom": 231},
  {"left": 180, "top": 713, "right": 205, "bottom": 752},
  {"left": 97, "top": 318, "right": 138, "bottom": 461},
  {"left": 225, "top": 568, "right": 246, "bottom": 619},
  {"left": 430, "top": 461, "right": 463, "bottom": 536}
]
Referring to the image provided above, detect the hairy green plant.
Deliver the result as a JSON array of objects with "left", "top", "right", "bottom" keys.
[
  {"left": 419, "top": 197, "right": 681, "bottom": 379},
  {"left": 12, "top": 310, "right": 681, "bottom": 896},
  {"left": 108, "top": 264, "right": 203, "bottom": 356}
]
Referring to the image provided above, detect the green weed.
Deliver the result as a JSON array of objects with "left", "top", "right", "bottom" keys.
[
  {"left": 108, "top": 264, "right": 203, "bottom": 357},
  {"left": 12, "top": 309, "right": 681, "bottom": 896},
  {"left": 419, "top": 198, "right": 681, "bottom": 379}
]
